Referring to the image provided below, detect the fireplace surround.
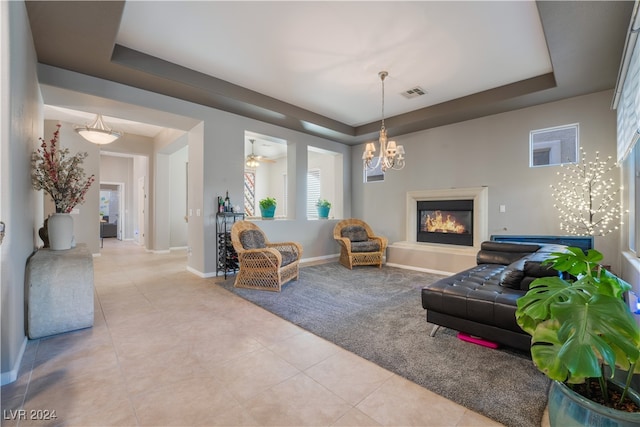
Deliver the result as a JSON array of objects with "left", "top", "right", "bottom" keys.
[
  {"left": 388, "top": 187, "right": 489, "bottom": 274},
  {"left": 405, "top": 187, "right": 488, "bottom": 248}
]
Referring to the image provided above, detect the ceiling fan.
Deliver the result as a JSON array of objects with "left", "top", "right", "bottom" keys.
[{"left": 246, "top": 139, "right": 276, "bottom": 167}]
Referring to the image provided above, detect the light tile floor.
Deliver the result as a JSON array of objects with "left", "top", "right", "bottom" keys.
[{"left": 2, "top": 239, "right": 516, "bottom": 426}]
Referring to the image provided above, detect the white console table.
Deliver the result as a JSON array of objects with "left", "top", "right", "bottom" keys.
[{"left": 26, "top": 244, "right": 94, "bottom": 339}]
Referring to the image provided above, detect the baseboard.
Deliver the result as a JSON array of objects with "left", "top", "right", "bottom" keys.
[
  {"left": 169, "top": 246, "right": 188, "bottom": 252},
  {"left": 0, "top": 337, "right": 27, "bottom": 386},
  {"left": 185, "top": 265, "right": 218, "bottom": 278},
  {"left": 186, "top": 254, "right": 341, "bottom": 277},
  {"left": 385, "top": 262, "right": 454, "bottom": 276},
  {"left": 300, "top": 253, "right": 339, "bottom": 266}
]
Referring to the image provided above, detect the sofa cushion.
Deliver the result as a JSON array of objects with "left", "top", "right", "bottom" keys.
[
  {"left": 499, "top": 251, "right": 561, "bottom": 290},
  {"left": 351, "top": 240, "right": 381, "bottom": 253},
  {"left": 341, "top": 225, "right": 368, "bottom": 242},
  {"left": 476, "top": 241, "right": 542, "bottom": 265},
  {"left": 524, "top": 257, "right": 559, "bottom": 278},
  {"left": 239, "top": 230, "right": 266, "bottom": 249}
]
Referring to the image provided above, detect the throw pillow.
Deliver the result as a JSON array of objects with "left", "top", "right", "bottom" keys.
[
  {"left": 499, "top": 257, "right": 528, "bottom": 289},
  {"left": 341, "top": 225, "right": 368, "bottom": 242},
  {"left": 239, "top": 229, "right": 266, "bottom": 249}
]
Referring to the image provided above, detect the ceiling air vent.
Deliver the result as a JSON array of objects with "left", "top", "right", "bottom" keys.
[{"left": 401, "top": 86, "right": 427, "bottom": 99}]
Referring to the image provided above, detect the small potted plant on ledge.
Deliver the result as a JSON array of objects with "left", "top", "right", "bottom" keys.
[
  {"left": 515, "top": 247, "right": 640, "bottom": 426},
  {"left": 316, "top": 198, "right": 331, "bottom": 219},
  {"left": 259, "top": 197, "right": 277, "bottom": 219}
]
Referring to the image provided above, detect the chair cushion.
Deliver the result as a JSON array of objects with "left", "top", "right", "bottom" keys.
[
  {"left": 341, "top": 225, "right": 368, "bottom": 242},
  {"left": 239, "top": 229, "right": 266, "bottom": 249},
  {"left": 351, "top": 240, "right": 381, "bottom": 253},
  {"left": 278, "top": 250, "right": 297, "bottom": 267}
]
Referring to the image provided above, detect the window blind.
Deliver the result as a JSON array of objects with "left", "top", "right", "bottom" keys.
[
  {"left": 307, "top": 169, "right": 321, "bottom": 218},
  {"left": 616, "top": 11, "right": 640, "bottom": 162}
]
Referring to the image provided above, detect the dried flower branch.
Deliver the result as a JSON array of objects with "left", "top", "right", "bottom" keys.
[{"left": 31, "top": 123, "right": 95, "bottom": 213}]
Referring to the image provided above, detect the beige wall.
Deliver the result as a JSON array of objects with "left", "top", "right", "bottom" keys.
[
  {"left": 1, "top": 1, "right": 42, "bottom": 384},
  {"left": 169, "top": 145, "right": 188, "bottom": 248},
  {"left": 353, "top": 90, "right": 620, "bottom": 272},
  {"left": 33, "top": 61, "right": 622, "bottom": 274}
]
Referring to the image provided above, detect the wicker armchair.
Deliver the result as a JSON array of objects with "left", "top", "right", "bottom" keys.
[
  {"left": 230, "top": 221, "right": 303, "bottom": 292},
  {"left": 333, "top": 219, "right": 388, "bottom": 269}
]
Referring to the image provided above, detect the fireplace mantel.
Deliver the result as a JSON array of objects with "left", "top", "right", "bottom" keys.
[{"left": 388, "top": 187, "right": 489, "bottom": 274}]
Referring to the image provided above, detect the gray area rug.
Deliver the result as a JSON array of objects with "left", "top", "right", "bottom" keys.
[{"left": 218, "top": 263, "right": 550, "bottom": 427}]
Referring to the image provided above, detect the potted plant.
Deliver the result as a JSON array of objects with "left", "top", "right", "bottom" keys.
[
  {"left": 259, "top": 197, "right": 277, "bottom": 219},
  {"left": 515, "top": 247, "right": 640, "bottom": 426},
  {"left": 316, "top": 198, "right": 331, "bottom": 219},
  {"left": 31, "top": 123, "right": 95, "bottom": 250}
]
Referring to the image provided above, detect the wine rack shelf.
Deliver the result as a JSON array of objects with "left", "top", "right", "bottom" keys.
[{"left": 216, "top": 212, "right": 244, "bottom": 278}]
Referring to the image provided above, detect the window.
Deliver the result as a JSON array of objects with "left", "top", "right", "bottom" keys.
[
  {"left": 307, "top": 169, "right": 321, "bottom": 218},
  {"left": 630, "top": 144, "right": 640, "bottom": 254},
  {"left": 529, "top": 124, "right": 579, "bottom": 167},
  {"left": 364, "top": 161, "right": 384, "bottom": 182},
  {"left": 282, "top": 173, "right": 288, "bottom": 217},
  {"left": 307, "top": 146, "right": 343, "bottom": 219},
  {"left": 244, "top": 131, "right": 287, "bottom": 218}
]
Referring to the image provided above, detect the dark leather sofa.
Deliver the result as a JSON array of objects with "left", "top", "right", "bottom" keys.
[{"left": 421, "top": 241, "right": 566, "bottom": 351}]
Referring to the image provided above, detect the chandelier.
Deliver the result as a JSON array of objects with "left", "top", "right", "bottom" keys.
[
  {"left": 74, "top": 114, "right": 122, "bottom": 145},
  {"left": 362, "top": 71, "right": 405, "bottom": 172}
]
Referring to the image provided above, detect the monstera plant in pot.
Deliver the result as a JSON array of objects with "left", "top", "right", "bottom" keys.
[{"left": 515, "top": 247, "right": 640, "bottom": 426}]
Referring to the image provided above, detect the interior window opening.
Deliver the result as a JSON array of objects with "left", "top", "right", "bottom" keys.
[
  {"left": 244, "top": 131, "right": 288, "bottom": 219},
  {"left": 307, "top": 146, "right": 343, "bottom": 219}
]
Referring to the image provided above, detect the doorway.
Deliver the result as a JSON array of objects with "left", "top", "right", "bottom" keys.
[{"left": 99, "top": 182, "right": 124, "bottom": 241}]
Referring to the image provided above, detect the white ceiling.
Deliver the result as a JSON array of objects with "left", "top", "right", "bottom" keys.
[
  {"left": 35, "top": 1, "right": 630, "bottom": 153},
  {"left": 115, "top": 1, "right": 551, "bottom": 127}
]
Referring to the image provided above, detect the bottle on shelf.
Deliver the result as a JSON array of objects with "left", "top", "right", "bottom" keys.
[
  {"left": 224, "top": 191, "right": 231, "bottom": 212},
  {"left": 218, "top": 196, "right": 224, "bottom": 213}
]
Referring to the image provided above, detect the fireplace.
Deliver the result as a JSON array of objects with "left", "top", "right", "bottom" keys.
[
  {"left": 388, "top": 187, "right": 488, "bottom": 273},
  {"left": 417, "top": 199, "right": 474, "bottom": 246},
  {"left": 401, "top": 187, "right": 488, "bottom": 250}
]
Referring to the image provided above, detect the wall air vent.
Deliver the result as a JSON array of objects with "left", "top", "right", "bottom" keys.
[{"left": 401, "top": 86, "right": 427, "bottom": 99}]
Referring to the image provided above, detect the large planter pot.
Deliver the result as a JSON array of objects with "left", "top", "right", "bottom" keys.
[
  {"left": 548, "top": 380, "right": 640, "bottom": 427},
  {"left": 317, "top": 206, "right": 330, "bottom": 219},
  {"left": 47, "top": 213, "right": 74, "bottom": 250},
  {"left": 260, "top": 205, "right": 276, "bottom": 219}
]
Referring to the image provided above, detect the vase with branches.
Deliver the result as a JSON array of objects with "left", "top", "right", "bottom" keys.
[{"left": 31, "top": 123, "right": 95, "bottom": 213}]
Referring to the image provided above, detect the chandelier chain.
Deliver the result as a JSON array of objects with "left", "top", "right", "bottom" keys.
[{"left": 381, "top": 72, "right": 386, "bottom": 130}]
